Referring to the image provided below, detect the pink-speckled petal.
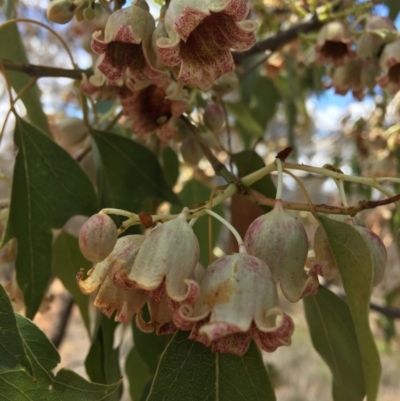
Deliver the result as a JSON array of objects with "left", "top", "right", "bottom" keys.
[
  {"left": 174, "top": 6, "right": 208, "bottom": 42},
  {"left": 217, "top": 0, "right": 249, "bottom": 21},
  {"left": 92, "top": 31, "right": 108, "bottom": 54},
  {"left": 211, "top": 331, "right": 252, "bottom": 356},
  {"left": 253, "top": 312, "right": 294, "bottom": 352},
  {"left": 97, "top": 51, "right": 126, "bottom": 81},
  {"left": 113, "top": 25, "right": 139, "bottom": 44},
  {"left": 189, "top": 318, "right": 212, "bottom": 346},
  {"left": 199, "top": 321, "right": 245, "bottom": 342},
  {"left": 157, "top": 37, "right": 182, "bottom": 67}
]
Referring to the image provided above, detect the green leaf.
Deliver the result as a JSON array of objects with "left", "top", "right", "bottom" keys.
[
  {"left": 52, "top": 231, "right": 91, "bottom": 331},
  {"left": 0, "top": 285, "right": 33, "bottom": 376},
  {"left": 304, "top": 287, "right": 366, "bottom": 401},
  {"left": 249, "top": 75, "right": 280, "bottom": 131},
  {"left": 171, "top": 179, "right": 224, "bottom": 267},
  {"left": 15, "top": 314, "right": 60, "bottom": 371},
  {"left": 3, "top": 117, "right": 98, "bottom": 318},
  {"left": 0, "top": 24, "right": 49, "bottom": 134},
  {"left": 85, "top": 315, "right": 123, "bottom": 401},
  {"left": 385, "top": 0, "right": 399, "bottom": 20},
  {"left": 319, "top": 216, "right": 381, "bottom": 401},
  {"left": 126, "top": 347, "right": 152, "bottom": 401},
  {"left": 0, "top": 284, "right": 121, "bottom": 401},
  {"left": 91, "top": 130, "right": 180, "bottom": 213},
  {"left": 225, "top": 101, "right": 264, "bottom": 138},
  {"left": 146, "top": 331, "right": 276, "bottom": 401},
  {"left": 132, "top": 318, "right": 172, "bottom": 376},
  {"left": 231, "top": 150, "right": 275, "bottom": 205},
  {"left": 162, "top": 147, "right": 180, "bottom": 188}
]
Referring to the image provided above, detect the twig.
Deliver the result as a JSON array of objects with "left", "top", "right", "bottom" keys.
[
  {"left": 233, "top": 14, "right": 322, "bottom": 64},
  {"left": 180, "top": 116, "right": 238, "bottom": 184},
  {"left": 1, "top": 58, "right": 92, "bottom": 80},
  {"left": 50, "top": 293, "right": 74, "bottom": 348},
  {"left": 246, "top": 189, "right": 400, "bottom": 216},
  {"left": 325, "top": 284, "right": 400, "bottom": 319}
]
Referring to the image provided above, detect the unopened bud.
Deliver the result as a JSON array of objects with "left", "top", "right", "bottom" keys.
[
  {"left": 46, "top": 0, "right": 76, "bottom": 24},
  {"left": 180, "top": 137, "right": 203, "bottom": 165},
  {"left": 55, "top": 117, "right": 88, "bottom": 149},
  {"left": 212, "top": 72, "right": 239, "bottom": 96},
  {"left": 79, "top": 214, "right": 118, "bottom": 263},
  {"left": 83, "top": 7, "right": 95, "bottom": 20},
  {"left": 203, "top": 105, "right": 225, "bottom": 134}
]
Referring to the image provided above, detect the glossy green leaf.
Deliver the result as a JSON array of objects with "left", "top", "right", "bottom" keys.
[
  {"left": 91, "top": 130, "right": 180, "bottom": 213},
  {"left": 231, "top": 150, "right": 275, "bottom": 207},
  {"left": 0, "top": 24, "right": 49, "bottom": 134},
  {"left": 3, "top": 117, "right": 97, "bottom": 318},
  {"left": 146, "top": 330, "right": 276, "bottom": 401},
  {"left": 52, "top": 231, "right": 91, "bottom": 331},
  {"left": 304, "top": 286, "right": 366, "bottom": 401},
  {"left": 0, "top": 284, "right": 121, "bottom": 401},
  {"left": 162, "top": 147, "right": 180, "bottom": 188},
  {"left": 171, "top": 179, "right": 224, "bottom": 267},
  {"left": 319, "top": 216, "right": 381, "bottom": 401},
  {"left": 85, "top": 315, "right": 122, "bottom": 401},
  {"left": 225, "top": 101, "right": 264, "bottom": 137},
  {"left": 126, "top": 347, "right": 152, "bottom": 401}
]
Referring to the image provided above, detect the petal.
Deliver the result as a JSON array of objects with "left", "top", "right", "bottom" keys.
[
  {"left": 76, "top": 260, "right": 109, "bottom": 295},
  {"left": 253, "top": 311, "right": 294, "bottom": 352},
  {"left": 91, "top": 31, "right": 108, "bottom": 55},
  {"left": 174, "top": 6, "right": 208, "bottom": 42},
  {"left": 211, "top": 331, "right": 252, "bottom": 356},
  {"left": 157, "top": 37, "right": 182, "bottom": 67}
]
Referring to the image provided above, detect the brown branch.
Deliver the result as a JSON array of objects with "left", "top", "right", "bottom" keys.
[
  {"left": 1, "top": 58, "right": 92, "bottom": 80},
  {"left": 246, "top": 189, "right": 400, "bottom": 216},
  {"left": 233, "top": 14, "right": 322, "bottom": 64}
]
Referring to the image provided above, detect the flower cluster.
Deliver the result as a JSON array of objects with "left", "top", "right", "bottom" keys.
[
  {"left": 76, "top": 194, "right": 329, "bottom": 356},
  {"left": 45, "top": 0, "right": 258, "bottom": 144},
  {"left": 314, "top": 17, "right": 399, "bottom": 98}
]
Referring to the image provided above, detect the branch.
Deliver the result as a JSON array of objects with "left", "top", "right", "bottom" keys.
[
  {"left": 233, "top": 14, "right": 322, "bottom": 64},
  {"left": 246, "top": 189, "right": 400, "bottom": 216},
  {"left": 0, "top": 58, "right": 92, "bottom": 80}
]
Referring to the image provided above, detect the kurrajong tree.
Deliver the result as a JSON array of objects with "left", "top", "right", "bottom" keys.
[{"left": 1, "top": 0, "right": 400, "bottom": 400}]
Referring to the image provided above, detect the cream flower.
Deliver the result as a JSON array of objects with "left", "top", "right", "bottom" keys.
[
  {"left": 91, "top": 2, "right": 161, "bottom": 82},
  {"left": 156, "top": 0, "right": 256, "bottom": 89},
  {"left": 175, "top": 253, "right": 294, "bottom": 356}
]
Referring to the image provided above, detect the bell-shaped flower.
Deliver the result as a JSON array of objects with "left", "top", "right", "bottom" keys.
[
  {"left": 91, "top": 2, "right": 161, "bottom": 82},
  {"left": 94, "top": 275, "right": 149, "bottom": 324},
  {"left": 121, "top": 76, "right": 188, "bottom": 143},
  {"left": 77, "top": 234, "right": 145, "bottom": 295},
  {"left": 175, "top": 253, "right": 294, "bottom": 356},
  {"left": 377, "top": 39, "right": 400, "bottom": 94},
  {"left": 327, "top": 58, "right": 365, "bottom": 100},
  {"left": 314, "top": 21, "right": 355, "bottom": 67},
  {"left": 244, "top": 200, "right": 319, "bottom": 302},
  {"left": 122, "top": 211, "right": 200, "bottom": 306},
  {"left": 137, "top": 262, "right": 206, "bottom": 335},
  {"left": 156, "top": 0, "right": 257, "bottom": 89},
  {"left": 77, "top": 234, "right": 148, "bottom": 324}
]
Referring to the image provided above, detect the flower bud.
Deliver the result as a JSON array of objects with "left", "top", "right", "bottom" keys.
[
  {"left": 46, "top": 0, "right": 76, "bottom": 24},
  {"left": 355, "top": 226, "right": 387, "bottom": 286},
  {"left": 203, "top": 105, "right": 225, "bottom": 134},
  {"left": 83, "top": 7, "right": 95, "bottom": 21},
  {"left": 54, "top": 117, "right": 89, "bottom": 149},
  {"left": 244, "top": 200, "right": 318, "bottom": 302},
  {"left": 181, "top": 137, "right": 203, "bottom": 165},
  {"left": 78, "top": 214, "right": 118, "bottom": 263}
]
